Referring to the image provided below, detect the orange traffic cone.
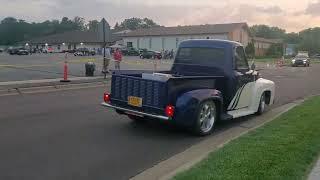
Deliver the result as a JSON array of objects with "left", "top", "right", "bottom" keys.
[{"left": 60, "top": 61, "right": 71, "bottom": 82}]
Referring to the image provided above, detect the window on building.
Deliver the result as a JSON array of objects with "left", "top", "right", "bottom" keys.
[
  {"left": 127, "top": 42, "right": 133, "bottom": 47},
  {"left": 137, "top": 38, "right": 140, "bottom": 49},
  {"left": 206, "top": 37, "right": 210, "bottom": 39},
  {"left": 149, "top": 38, "right": 152, "bottom": 49},
  {"left": 176, "top": 38, "right": 179, "bottom": 48},
  {"left": 57, "top": 45, "right": 61, "bottom": 50},
  {"left": 235, "top": 46, "right": 249, "bottom": 70}
]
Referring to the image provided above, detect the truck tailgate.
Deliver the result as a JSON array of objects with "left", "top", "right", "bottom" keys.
[{"left": 110, "top": 75, "right": 168, "bottom": 114}]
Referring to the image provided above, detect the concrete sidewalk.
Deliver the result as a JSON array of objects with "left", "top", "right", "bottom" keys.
[{"left": 309, "top": 158, "right": 320, "bottom": 180}]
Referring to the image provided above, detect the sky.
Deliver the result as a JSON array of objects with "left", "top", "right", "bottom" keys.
[{"left": 0, "top": 0, "right": 320, "bottom": 32}]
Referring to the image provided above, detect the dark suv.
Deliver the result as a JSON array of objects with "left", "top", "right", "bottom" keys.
[
  {"left": 122, "top": 47, "right": 140, "bottom": 56},
  {"left": 291, "top": 55, "right": 310, "bottom": 67},
  {"left": 140, "top": 50, "right": 162, "bottom": 59}
]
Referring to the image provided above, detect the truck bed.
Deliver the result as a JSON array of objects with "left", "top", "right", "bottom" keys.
[{"left": 110, "top": 70, "right": 224, "bottom": 115}]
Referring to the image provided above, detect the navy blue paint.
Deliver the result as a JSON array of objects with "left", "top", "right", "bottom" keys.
[
  {"left": 174, "top": 89, "right": 223, "bottom": 127},
  {"left": 108, "top": 40, "right": 253, "bottom": 127}
]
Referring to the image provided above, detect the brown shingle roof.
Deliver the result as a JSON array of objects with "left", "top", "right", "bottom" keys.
[
  {"left": 121, "top": 23, "right": 248, "bottom": 37},
  {"left": 27, "top": 31, "right": 121, "bottom": 44}
]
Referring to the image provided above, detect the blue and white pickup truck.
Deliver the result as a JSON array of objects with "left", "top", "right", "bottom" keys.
[{"left": 102, "top": 40, "right": 275, "bottom": 136}]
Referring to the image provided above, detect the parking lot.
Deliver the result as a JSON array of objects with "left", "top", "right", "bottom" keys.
[{"left": 0, "top": 53, "right": 173, "bottom": 82}]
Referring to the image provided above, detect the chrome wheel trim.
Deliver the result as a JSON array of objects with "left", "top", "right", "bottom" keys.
[{"left": 199, "top": 102, "right": 216, "bottom": 133}]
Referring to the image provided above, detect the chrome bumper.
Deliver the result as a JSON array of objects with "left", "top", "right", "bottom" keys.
[{"left": 101, "top": 102, "right": 170, "bottom": 121}]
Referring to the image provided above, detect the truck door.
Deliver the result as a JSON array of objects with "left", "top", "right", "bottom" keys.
[{"left": 228, "top": 46, "right": 254, "bottom": 111}]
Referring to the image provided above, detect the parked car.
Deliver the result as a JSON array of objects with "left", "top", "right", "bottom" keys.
[
  {"left": 8, "top": 48, "right": 19, "bottom": 55},
  {"left": 74, "top": 48, "right": 95, "bottom": 56},
  {"left": 102, "top": 40, "right": 275, "bottom": 136},
  {"left": 17, "top": 49, "right": 29, "bottom": 55},
  {"left": 291, "top": 54, "right": 310, "bottom": 67},
  {"left": 122, "top": 47, "right": 140, "bottom": 56},
  {"left": 62, "top": 49, "right": 76, "bottom": 53},
  {"left": 138, "top": 48, "right": 147, "bottom": 54},
  {"left": 140, "top": 50, "right": 162, "bottom": 59},
  {"left": 43, "top": 47, "right": 54, "bottom": 53}
]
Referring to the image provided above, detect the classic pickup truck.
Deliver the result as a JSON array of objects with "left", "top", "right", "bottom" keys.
[{"left": 102, "top": 40, "right": 275, "bottom": 136}]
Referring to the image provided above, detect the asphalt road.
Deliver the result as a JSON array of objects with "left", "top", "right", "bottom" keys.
[
  {"left": 1, "top": 64, "right": 320, "bottom": 180},
  {"left": 0, "top": 53, "right": 172, "bottom": 82}
]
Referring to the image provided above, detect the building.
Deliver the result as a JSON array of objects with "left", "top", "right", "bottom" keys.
[
  {"left": 121, "top": 22, "right": 251, "bottom": 52},
  {"left": 251, "top": 37, "right": 283, "bottom": 57},
  {"left": 25, "top": 30, "right": 121, "bottom": 53}
]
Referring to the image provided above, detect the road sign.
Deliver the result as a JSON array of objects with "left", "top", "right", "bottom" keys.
[{"left": 97, "top": 18, "right": 111, "bottom": 43}]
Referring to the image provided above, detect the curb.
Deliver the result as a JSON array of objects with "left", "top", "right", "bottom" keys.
[
  {"left": 0, "top": 76, "right": 111, "bottom": 96},
  {"left": 130, "top": 99, "right": 305, "bottom": 180}
]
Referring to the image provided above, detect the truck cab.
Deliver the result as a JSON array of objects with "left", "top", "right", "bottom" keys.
[{"left": 102, "top": 40, "right": 275, "bottom": 136}]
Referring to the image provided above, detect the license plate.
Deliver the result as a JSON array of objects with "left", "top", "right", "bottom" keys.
[{"left": 128, "top": 96, "right": 143, "bottom": 107}]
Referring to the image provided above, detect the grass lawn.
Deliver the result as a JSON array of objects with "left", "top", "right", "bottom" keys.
[{"left": 173, "top": 96, "right": 320, "bottom": 180}]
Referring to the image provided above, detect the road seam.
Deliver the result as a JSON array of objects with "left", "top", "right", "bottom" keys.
[{"left": 130, "top": 99, "right": 304, "bottom": 180}]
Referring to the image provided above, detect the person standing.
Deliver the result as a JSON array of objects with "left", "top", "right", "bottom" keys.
[
  {"left": 113, "top": 48, "right": 122, "bottom": 70},
  {"left": 102, "top": 46, "right": 111, "bottom": 78},
  {"left": 170, "top": 49, "right": 174, "bottom": 59}
]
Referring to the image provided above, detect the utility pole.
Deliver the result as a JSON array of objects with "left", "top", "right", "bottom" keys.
[{"left": 102, "top": 18, "right": 107, "bottom": 79}]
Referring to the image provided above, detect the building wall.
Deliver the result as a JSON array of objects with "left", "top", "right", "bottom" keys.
[
  {"left": 231, "top": 27, "right": 250, "bottom": 47},
  {"left": 37, "top": 43, "right": 102, "bottom": 53},
  {"left": 123, "top": 34, "right": 228, "bottom": 52},
  {"left": 253, "top": 41, "right": 273, "bottom": 57}
]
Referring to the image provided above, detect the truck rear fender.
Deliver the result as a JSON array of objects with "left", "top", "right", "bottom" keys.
[{"left": 174, "top": 89, "right": 223, "bottom": 127}]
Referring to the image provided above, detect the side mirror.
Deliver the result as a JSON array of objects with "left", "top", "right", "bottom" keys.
[{"left": 251, "top": 62, "right": 256, "bottom": 71}]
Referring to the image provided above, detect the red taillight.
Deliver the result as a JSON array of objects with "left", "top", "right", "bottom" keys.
[
  {"left": 165, "top": 105, "right": 175, "bottom": 117},
  {"left": 104, "top": 93, "right": 111, "bottom": 103}
]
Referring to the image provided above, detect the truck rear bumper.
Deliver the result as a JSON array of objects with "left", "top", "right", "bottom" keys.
[{"left": 101, "top": 102, "right": 170, "bottom": 121}]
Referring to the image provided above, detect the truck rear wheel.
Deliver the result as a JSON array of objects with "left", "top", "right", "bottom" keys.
[{"left": 193, "top": 100, "right": 217, "bottom": 136}]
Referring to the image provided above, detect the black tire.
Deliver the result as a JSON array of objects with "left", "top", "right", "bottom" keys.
[
  {"left": 193, "top": 100, "right": 217, "bottom": 136},
  {"left": 257, "top": 93, "right": 266, "bottom": 115}
]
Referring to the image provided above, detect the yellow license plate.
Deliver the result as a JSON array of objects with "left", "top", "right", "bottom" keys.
[{"left": 128, "top": 96, "right": 143, "bottom": 107}]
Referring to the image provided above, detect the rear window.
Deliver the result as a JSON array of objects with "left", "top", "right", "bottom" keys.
[{"left": 175, "top": 47, "right": 225, "bottom": 66}]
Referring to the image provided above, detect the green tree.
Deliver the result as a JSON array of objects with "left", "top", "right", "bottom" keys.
[
  {"left": 250, "top": 25, "right": 286, "bottom": 39},
  {"left": 245, "top": 42, "right": 255, "bottom": 59},
  {"left": 114, "top": 22, "right": 120, "bottom": 30},
  {"left": 266, "top": 44, "right": 283, "bottom": 57},
  {"left": 87, "top": 20, "right": 99, "bottom": 31},
  {"left": 73, "top": 16, "right": 86, "bottom": 31},
  {"left": 285, "top": 32, "right": 300, "bottom": 44},
  {"left": 0, "top": 16, "right": 89, "bottom": 45},
  {"left": 118, "top": 17, "right": 160, "bottom": 30},
  {"left": 298, "top": 28, "right": 320, "bottom": 55}
]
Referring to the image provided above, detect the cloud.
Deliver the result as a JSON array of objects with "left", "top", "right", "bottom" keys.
[
  {"left": 305, "top": 0, "right": 320, "bottom": 16},
  {"left": 0, "top": 0, "right": 317, "bottom": 32}
]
